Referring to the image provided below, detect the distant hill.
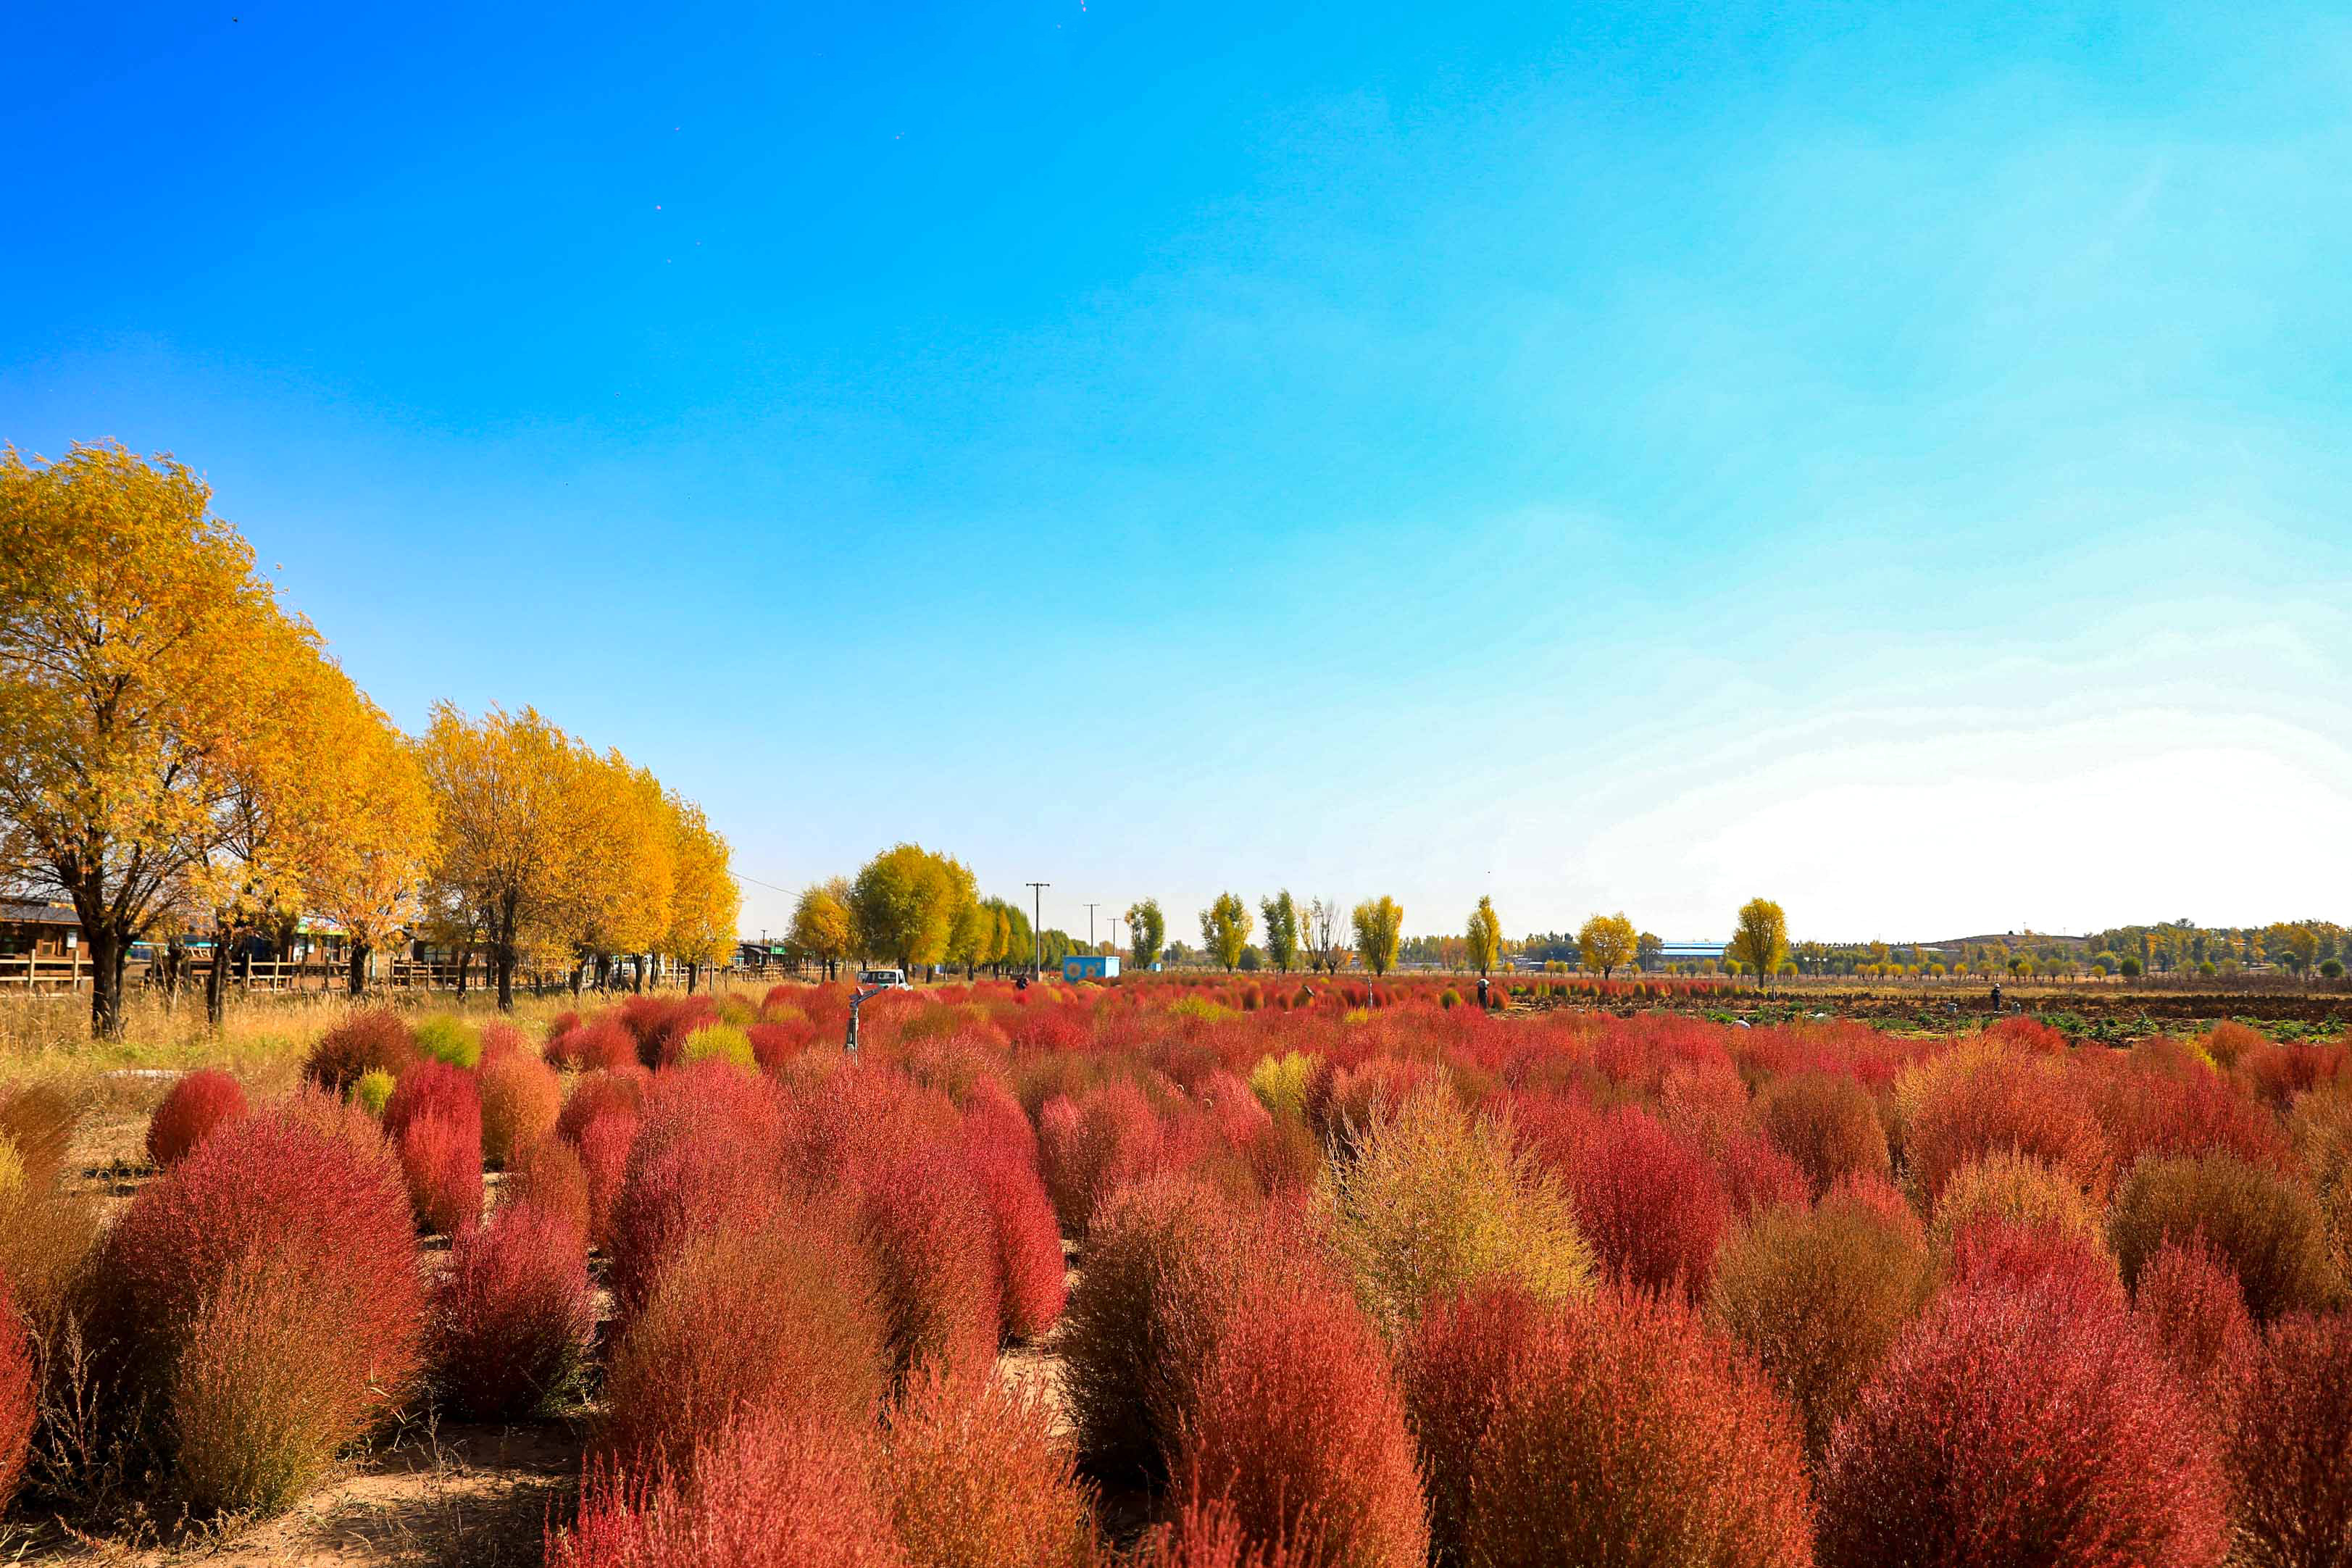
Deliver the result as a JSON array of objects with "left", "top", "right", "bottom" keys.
[{"left": 1920, "top": 931, "right": 2093, "bottom": 952}]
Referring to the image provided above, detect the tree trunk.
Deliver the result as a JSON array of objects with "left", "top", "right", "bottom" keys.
[
  {"left": 454, "top": 947, "right": 469, "bottom": 1002},
  {"left": 205, "top": 922, "right": 229, "bottom": 1028},
  {"left": 347, "top": 941, "right": 369, "bottom": 997},
  {"left": 633, "top": 955, "right": 646, "bottom": 994},
  {"left": 86, "top": 922, "right": 125, "bottom": 1039},
  {"left": 496, "top": 945, "right": 515, "bottom": 1012},
  {"left": 686, "top": 962, "right": 699, "bottom": 995}
]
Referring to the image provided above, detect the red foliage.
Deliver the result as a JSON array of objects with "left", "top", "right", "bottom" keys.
[
  {"left": 2093, "top": 1061, "right": 2294, "bottom": 1177},
  {"left": 599, "top": 1206, "right": 888, "bottom": 1480},
  {"left": 146, "top": 1068, "right": 249, "bottom": 1167},
  {"left": 480, "top": 1051, "right": 563, "bottom": 1169},
  {"left": 383, "top": 1059, "right": 480, "bottom": 1146},
  {"left": 400, "top": 1110, "right": 485, "bottom": 1235},
  {"left": 1461, "top": 1290, "right": 1815, "bottom": 1568},
  {"left": 618, "top": 995, "right": 720, "bottom": 1069},
  {"left": 2109, "top": 1153, "right": 2340, "bottom": 1323},
  {"left": 0, "top": 1275, "right": 33, "bottom": 1513},
  {"left": 430, "top": 1202, "right": 596, "bottom": 1419},
  {"left": 606, "top": 1090, "right": 785, "bottom": 1324},
  {"left": 1818, "top": 1277, "right": 2227, "bottom": 1568},
  {"left": 557, "top": 1066, "right": 651, "bottom": 1146},
  {"left": 1906, "top": 1052, "right": 2110, "bottom": 1207},
  {"left": 304, "top": 1006, "right": 417, "bottom": 1093},
  {"left": 1714, "top": 1129, "right": 1814, "bottom": 1219},
  {"left": 2241, "top": 1041, "right": 2335, "bottom": 1113},
  {"left": 1944, "top": 1216, "right": 2125, "bottom": 1317},
  {"left": 554, "top": 1409, "right": 906, "bottom": 1568},
  {"left": 91, "top": 1105, "right": 425, "bottom": 1433},
  {"left": 1756, "top": 1071, "right": 1890, "bottom": 1197},
  {"left": 2132, "top": 1238, "right": 2253, "bottom": 1406},
  {"left": 1038, "top": 1083, "right": 1172, "bottom": 1237},
  {"left": 1398, "top": 1283, "right": 1551, "bottom": 1562},
  {"left": 878, "top": 1362, "right": 1096, "bottom": 1567},
  {"left": 1172, "top": 1268, "right": 1428, "bottom": 1568},
  {"left": 1559, "top": 1106, "right": 1730, "bottom": 1301},
  {"left": 2224, "top": 1309, "right": 2352, "bottom": 1568},
  {"left": 502, "top": 1136, "right": 592, "bottom": 1244},
  {"left": 577, "top": 1110, "right": 640, "bottom": 1252},
  {"left": 856, "top": 1143, "right": 1002, "bottom": 1380},
  {"left": 966, "top": 1144, "right": 1067, "bottom": 1340},
  {"left": 565, "top": 1018, "right": 644, "bottom": 1075},
  {"left": 1146, "top": 1496, "right": 1325, "bottom": 1568}
]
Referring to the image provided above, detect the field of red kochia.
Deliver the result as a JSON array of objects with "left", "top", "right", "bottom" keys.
[{"left": 5, "top": 976, "right": 2348, "bottom": 1567}]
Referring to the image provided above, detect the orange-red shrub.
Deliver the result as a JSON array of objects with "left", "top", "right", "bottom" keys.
[
  {"left": 1461, "top": 1290, "right": 1814, "bottom": 1568},
  {"left": 856, "top": 1143, "right": 1001, "bottom": 1380},
  {"left": 1172, "top": 1269, "right": 1427, "bottom": 1568},
  {"left": 2108, "top": 1153, "right": 2342, "bottom": 1322},
  {"left": 1945, "top": 1216, "right": 2124, "bottom": 1316},
  {"left": 0, "top": 1275, "right": 33, "bottom": 1513},
  {"left": 558, "top": 1065, "right": 651, "bottom": 1146},
  {"left": 599, "top": 1206, "right": 887, "bottom": 1480},
  {"left": 2223, "top": 1309, "right": 2352, "bottom": 1568},
  {"left": 1817, "top": 1278, "right": 2226, "bottom": 1568},
  {"left": 503, "top": 1136, "right": 592, "bottom": 1243},
  {"left": 431, "top": 1202, "right": 595, "bottom": 1419},
  {"left": 2132, "top": 1238, "right": 2253, "bottom": 1406},
  {"left": 1904, "top": 1050, "right": 2109, "bottom": 1207},
  {"left": 399, "top": 1110, "right": 483, "bottom": 1235},
  {"left": 383, "top": 1059, "right": 480, "bottom": 1145},
  {"left": 577, "top": 1110, "right": 638, "bottom": 1251},
  {"left": 480, "top": 1051, "right": 563, "bottom": 1169},
  {"left": 1756, "top": 1072, "right": 1889, "bottom": 1197},
  {"left": 146, "top": 1068, "right": 249, "bottom": 1167},
  {"left": 1038, "top": 1083, "right": 1167, "bottom": 1236},
  {"left": 1558, "top": 1106, "right": 1728, "bottom": 1300},
  {"left": 879, "top": 1364, "right": 1096, "bottom": 1568},
  {"left": 553, "top": 1409, "right": 906, "bottom": 1568},
  {"left": 967, "top": 1145, "right": 1066, "bottom": 1340},
  {"left": 1398, "top": 1283, "right": 1549, "bottom": 1563},
  {"left": 1145, "top": 1496, "right": 1325, "bottom": 1568}
]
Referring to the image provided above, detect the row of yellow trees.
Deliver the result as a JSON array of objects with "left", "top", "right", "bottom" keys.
[
  {"left": 783, "top": 843, "right": 1062, "bottom": 980},
  {"left": 0, "top": 443, "right": 736, "bottom": 1035}
]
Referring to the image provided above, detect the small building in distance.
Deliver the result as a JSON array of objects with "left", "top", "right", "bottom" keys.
[
  {"left": 1062, "top": 953, "right": 1121, "bottom": 983},
  {"left": 1652, "top": 940, "right": 1725, "bottom": 970},
  {"left": 0, "top": 901, "right": 80, "bottom": 960}
]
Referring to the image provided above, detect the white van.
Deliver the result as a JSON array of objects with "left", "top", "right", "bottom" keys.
[{"left": 857, "top": 967, "right": 909, "bottom": 990}]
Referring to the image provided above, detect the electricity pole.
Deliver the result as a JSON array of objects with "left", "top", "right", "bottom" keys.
[
  {"left": 1026, "top": 881, "right": 1049, "bottom": 977},
  {"left": 1084, "top": 902, "right": 1100, "bottom": 950}
]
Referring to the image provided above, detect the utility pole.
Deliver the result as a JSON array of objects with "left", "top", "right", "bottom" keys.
[
  {"left": 1085, "top": 902, "right": 1101, "bottom": 951},
  {"left": 1026, "top": 881, "right": 1050, "bottom": 977}
]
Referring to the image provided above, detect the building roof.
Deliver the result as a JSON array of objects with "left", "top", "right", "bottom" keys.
[
  {"left": 1656, "top": 940, "right": 1725, "bottom": 957},
  {"left": 0, "top": 902, "right": 80, "bottom": 927}
]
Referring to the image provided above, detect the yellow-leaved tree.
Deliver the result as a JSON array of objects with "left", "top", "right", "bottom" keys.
[
  {"left": 1200, "top": 892, "right": 1253, "bottom": 972},
  {"left": 659, "top": 792, "right": 737, "bottom": 991},
  {"left": 1353, "top": 896, "right": 1404, "bottom": 977},
  {"left": 788, "top": 879, "right": 854, "bottom": 980},
  {"left": 1577, "top": 912, "right": 1638, "bottom": 980},
  {"left": 0, "top": 442, "right": 316, "bottom": 1036},
  {"left": 1729, "top": 897, "right": 1788, "bottom": 988},
  {"left": 291, "top": 678, "right": 436, "bottom": 998},
  {"left": 848, "top": 844, "right": 972, "bottom": 976},
  {"left": 1466, "top": 896, "right": 1503, "bottom": 976}
]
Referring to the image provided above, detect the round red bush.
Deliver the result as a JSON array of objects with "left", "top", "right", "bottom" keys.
[
  {"left": 1172, "top": 1269, "right": 1428, "bottom": 1568},
  {"left": 1817, "top": 1278, "right": 2227, "bottom": 1568},
  {"left": 966, "top": 1145, "right": 1067, "bottom": 1340},
  {"left": 2108, "top": 1153, "right": 2342, "bottom": 1322},
  {"left": 431, "top": 1201, "right": 595, "bottom": 1419},
  {"left": 2132, "top": 1238, "right": 2253, "bottom": 1406},
  {"left": 1945, "top": 1216, "right": 2126, "bottom": 1317},
  {"left": 0, "top": 1273, "right": 34, "bottom": 1514},
  {"left": 1038, "top": 1083, "right": 1167, "bottom": 1237},
  {"left": 557, "top": 1065, "right": 651, "bottom": 1147},
  {"left": 880, "top": 1362, "right": 1096, "bottom": 1568},
  {"left": 576, "top": 1109, "right": 638, "bottom": 1252},
  {"left": 1906, "top": 1051, "right": 2110, "bottom": 1208},
  {"left": 304, "top": 1006, "right": 416, "bottom": 1093},
  {"left": 383, "top": 1059, "right": 480, "bottom": 1146},
  {"left": 2223, "top": 1309, "right": 2352, "bottom": 1568},
  {"left": 1557, "top": 1106, "right": 1729, "bottom": 1301},
  {"left": 146, "top": 1068, "right": 249, "bottom": 1167},
  {"left": 479, "top": 1051, "right": 562, "bottom": 1169},
  {"left": 400, "top": 1108, "right": 484, "bottom": 1235},
  {"left": 502, "top": 1136, "right": 592, "bottom": 1244},
  {"left": 1757, "top": 1071, "right": 1890, "bottom": 1197},
  {"left": 855, "top": 1143, "right": 1002, "bottom": 1381},
  {"left": 1462, "top": 1290, "right": 1814, "bottom": 1568},
  {"left": 1398, "top": 1283, "right": 1551, "bottom": 1563}
]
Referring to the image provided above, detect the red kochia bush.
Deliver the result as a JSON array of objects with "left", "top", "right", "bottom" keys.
[
  {"left": 383, "top": 1058, "right": 480, "bottom": 1145},
  {"left": 1398, "top": 1283, "right": 1551, "bottom": 1564},
  {"left": 304, "top": 1006, "right": 416, "bottom": 1093},
  {"left": 146, "top": 1068, "right": 249, "bottom": 1167},
  {"left": 479, "top": 1051, "right": 563, "bottom": 1169},
  {"left": 1038, "top": 1083, "right": 1167, "bottom": 1237},
  {"left": 563, "top": 1019, "right": 643, "bottom": 1075},
  {"left": 400, "top": 1109, "right": 484, "bottom": 1235},
  {"left": 1146, "top": 1497, "right": 1325, "bottom": 1568},
  {"left": 2108, "top": 1153, "right": 2341, "bottom": 1322},
  {"left": 502, "top": 1137, "right": 592, "bottom": 1244},
  {"left": 856, "top": 1143, "right": 1002, "bottom": 1380},
  {"left": 554, "top": 1409, "right": 907, "bottom": 1568},
  {"left": 431, "top": 1202, "right": 595, "bottom": 1419},
  {"left": 1944, "top": 1217, "right": 2126, "bottom": 1317},
  {"left": 0, "top": 1274, "right": 33, "bottom": 1514},
  {"left": 1817, "top": 1279, "right": 2227, "bottom": 1568},
  {"left": 2224, "top": 1310, "right": 2352, "bottom": 1568},
  {"left": 599, "top": 1205, "right": 888, "bottom": 1480},
  {"left": 879, "top": 1363, "right": 1096, "bottom": 1568},
  {"left": 605, "top": 1062, "right": 785, "bottom": 1321},
  {"left": 1462, "top": 1290, "right": 1814, "bottom": 1568},
  {"left": 576, "top": 1111, "right": 639, "bottom": 1252},
  {"left": 1557, "top": 1106, "right": 1729, "bottom": 1301},
  {"left": 966, "top": 1144, "right": 1067, "bottom": 1340},
  {"left": 1905, "top": 1052, "right": 2111, "bottom": 1208},
  {"left": 2132, "top": 1238, "right": 2253, "bottom": 1406},
  {"left": 1172, "top": 1269, "right": 1428, "bottom": 1568},
  {"left": 91, "top": 1109, "right": 425, "bottom": 1504},
  {"left": 1756, "top": 1071, "right": 1890, "bottom": 1197},
  {"left": 558, "top": 1066, "right": 651, "bottom": 1146}
]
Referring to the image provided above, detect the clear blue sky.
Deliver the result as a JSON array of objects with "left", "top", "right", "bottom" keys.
[{"left": 7, "top": 1, "right": 2349, "bottom": 944}]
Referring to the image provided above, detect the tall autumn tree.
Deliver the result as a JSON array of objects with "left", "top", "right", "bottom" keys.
[
  {"left": 1259, "top": 890, "right": 1301, "bottom": 973},
  {"left": 556, "top": 756, "right": 672, "bottom": 993},
  {"left": 1352, "top": 896, "right": 1403, "bottom": 977},
  {"left": 659, "top": 792, "right": 736, "bottom": 991},
  {"left": 0, "top": 443, "right": 312, "bottom": 1036},
  {"left": 1729, "top": 896, "right": 1788, "bottom": 988},
  {"left": 418, "top": 704, "right": 604, "bottom": 1011},
  {"left": 1306, "top": 896, "right": 1350, "bottom": 975},
  {"left": 1123, "top": 898, "right": 1166, "bottom": 972},
  {"left": 848, "top": 843, "right": 969, "bottom": 976},
  {"left": 788, "top": 880, "right": 853, "bottom": 980},
  {"left": 1466, "top": 895, "right": 1503, "bottom": 975},
  {"left": 1577, "top": 912, "right": 1638, "bottom": 980},
  {"left": 1200, "top": 892, "right": 1253, "bottom": 972}
]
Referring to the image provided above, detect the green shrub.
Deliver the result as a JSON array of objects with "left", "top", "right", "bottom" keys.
[
  {"left": 1324, "top": 1093, "right": 1593, "bottom": 1339},
  {"left": 352, "top": 1069, "right": 396, "bottom": 1119},
  {"left": 412, "top": 1015, "right": 481, "bottom": 1069},
  {"left": 680, "top": 1022, "right": 755, "bottom": 1071}
]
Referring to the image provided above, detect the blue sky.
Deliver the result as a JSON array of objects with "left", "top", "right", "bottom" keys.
[{"left": 7, "top": 0, "right": 2350, "bottom": 944}]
